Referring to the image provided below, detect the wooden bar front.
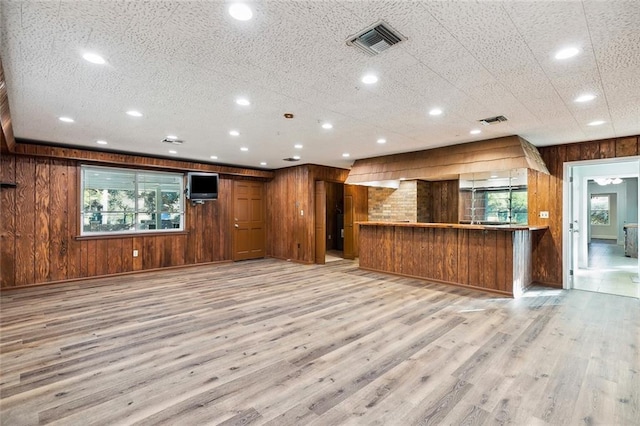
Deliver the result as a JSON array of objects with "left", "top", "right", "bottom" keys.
[{"left": 358, "top": 222, "right": 548, "bottom": 297}]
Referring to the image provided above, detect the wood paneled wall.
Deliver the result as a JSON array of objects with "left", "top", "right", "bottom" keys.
[
  {"left": 424, "top": 180, "right": 460, "bottom": 223},
  {"left": 266, "top": 164, "right": 353, "bottom": 263},
  {"left": 528, "top": 135, "right": 639, "bottom": 286},
  {"left": 0, "top": 153, "right": 238, "bottom": 288}
]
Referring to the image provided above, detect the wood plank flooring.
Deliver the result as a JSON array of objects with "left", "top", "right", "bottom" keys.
[{"left": 1, "top": 258, "right": 638, "bottom": 425}]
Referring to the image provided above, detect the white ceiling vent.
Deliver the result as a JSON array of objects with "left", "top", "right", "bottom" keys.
[
  {"left": 478, "top": 115, "right": 508, "bottom": 126},
  {"left": 347, "top": 20, "right": 406, "bottom": 56}
]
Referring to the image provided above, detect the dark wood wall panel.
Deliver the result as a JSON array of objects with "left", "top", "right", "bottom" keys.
[
  {"left": 425, "top": 179, "right": 459, "bottom": 223},
  {"left": 1, "top": 153, "right": 247, "bottom": 288},
  {"left": 359, "top": 224, "right": 524, "bottom": 296},
  {"left": 0, "top": 154, "right": 16, "bottom": 286},
  {"left": 529, "top": 135, "right": 639, "bottom": 287}
]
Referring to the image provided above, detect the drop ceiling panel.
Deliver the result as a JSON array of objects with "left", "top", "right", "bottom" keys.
[{"left": 1, "top": 0, "right": 639, "bottom": 169}]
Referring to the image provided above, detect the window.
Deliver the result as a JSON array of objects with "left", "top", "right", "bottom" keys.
[
  {"left": 81, "top": 166, "right": 184, "bottom": 235},
  {"left": 484, "top": 189, "right": 528, "bottom": 224},
  {"left": 590, "top": 195, "right": 610, "bottom": 225}
]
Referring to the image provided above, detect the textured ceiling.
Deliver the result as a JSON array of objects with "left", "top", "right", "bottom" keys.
[{"left": 1, "top": 1, "right": 639, "bottom": 170}]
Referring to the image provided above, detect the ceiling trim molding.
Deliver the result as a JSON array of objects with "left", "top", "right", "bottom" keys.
[
  {"left": 345, "top": 136, "right": 549, "bottom": 185},
  {"left": 0, "top": 57, "right": 16, "bottom": 152},
  {"left": 12, "top": 140, "right": 275, "bottom": 179}
]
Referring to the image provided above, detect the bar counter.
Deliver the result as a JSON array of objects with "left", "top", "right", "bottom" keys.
[{"left": 358, "top": 222, "right": 548, "bottom": 297}]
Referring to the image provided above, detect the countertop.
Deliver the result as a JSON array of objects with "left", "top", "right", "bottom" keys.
[{"left": 358, "top": 222, "right": 549, "bottom": 231}]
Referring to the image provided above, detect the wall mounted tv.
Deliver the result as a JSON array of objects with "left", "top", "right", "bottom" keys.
[{"left": 187, "top": 172, "right": 219, "bottom": 200}]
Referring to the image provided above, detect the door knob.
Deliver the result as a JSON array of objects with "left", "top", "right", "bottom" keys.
[{"left": 235, "top": 224, "right": 239, "bottom": 228}]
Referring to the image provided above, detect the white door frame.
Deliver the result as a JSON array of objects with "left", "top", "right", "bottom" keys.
[{"left": 563, "top": 156, "right": 640, "bottom": 289}]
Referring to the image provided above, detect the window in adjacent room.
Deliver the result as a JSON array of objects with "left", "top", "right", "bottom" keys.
[
  {"left": 81, "top": 166, "right": 184, "bottom": 235},
  {"left": 590, "top": 194, "right": 610, "bottom": 225}
]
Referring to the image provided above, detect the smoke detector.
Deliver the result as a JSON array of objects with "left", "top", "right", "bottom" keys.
[
  {"left": 478, "top": 115, "right": 508, "bottom": 126},
  {"left": 347, "top": 20, "right": 406, "bottom": 56}
]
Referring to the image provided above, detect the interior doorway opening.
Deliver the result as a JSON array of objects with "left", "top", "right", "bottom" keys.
[
  {"left": 324, "top": 182, "right": 345, "bottom": 262},
  {"left": 564, "top": 158, "right": 640, "bottom": 298}
]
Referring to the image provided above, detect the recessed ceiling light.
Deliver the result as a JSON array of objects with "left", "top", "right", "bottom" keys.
[
  {"left": 96, "top": 140, "right": 108, "bottom": 145},
  {"left": 342, "top": 153, "right": 350, "bottom": 158},
  {"left": 574, "top": 94, "right": 596, "bottom": 103},
  {"left": 470, "top": 129, "right": 481, "bottom": 135},
  {"left": 361, "top": 74, "right": 378, "bottom": 84},
  {"left": 293, "top": 155, "right": 301, "bottom": 160},
  {"left": 322, "top": 123, "right": 333, "bottom": 129},
  {"left": 168, "top": 150, "right": 177, "bottom": 154},
  {"left": 82, "top": 52, "right": 106, "bottom": 64},
  {"left": 588, "top": 120, "right": 605, "bottom": 126},
  {"left": 294, "top": 144, "right": 303, "bottom": 149},
  {"left": 240, "top": 147, "right": 249, "bottom": 151},
  {"left": 59, "top": 116, "right": 75, "bottom": 123},
  {"left": 210, "top": 155, "right": 218, "bottom": 160},
  {"left": 166, "top": 135, "right": 178, "bottom": 140},
  {"left": 228, "top": 3, "right": 253, "bottom": 21},
  {"left": 126, "top": 110, "right": 143, "bottom": 117},
  {"left": 229, "top": 130, "right": 240, "bottom": 136},
  {"left": 555, "top": 47, "right": 580, "bottom": 60},
  {"left": 236, "top": 98, "right": 250, "bottom": 106},
  {"left": 260, "top": 162, "right": 267, "bottom": 166},
  {"left": 429, "top": 108, "right": 443, "bottom": 116},
  {"left": 377, "top": 138, "right": 386, "bottom": 144}
]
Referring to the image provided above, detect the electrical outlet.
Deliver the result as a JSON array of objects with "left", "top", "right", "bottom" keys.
[
  {"left": 539, "top": 211, "right": 549, "bottom": 219},
  {"left": 133, "top": 250, "right": 139, "bottom": 257},
  {"left": 300, "top": 209, "right": 304, "bottom": 216}
]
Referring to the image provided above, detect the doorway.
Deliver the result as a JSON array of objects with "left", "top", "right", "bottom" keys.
[
  {"left": 565, "top": 158, "right": 640, "bottom": 298},
  {"left": 314, "top": 181, "right": 367, "bottom": 264}
]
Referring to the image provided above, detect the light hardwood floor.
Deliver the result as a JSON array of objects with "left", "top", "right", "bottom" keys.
[{"left": 1, "top": 259, "right": 638, "bottom": 425}]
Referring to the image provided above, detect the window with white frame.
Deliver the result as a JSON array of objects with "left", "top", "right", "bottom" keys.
[
  {"left": 590, "top": 194, "right": 610, "bottom": 226},
  {"left": 81, "top": 166, "right": 184, "bottom": 235}
]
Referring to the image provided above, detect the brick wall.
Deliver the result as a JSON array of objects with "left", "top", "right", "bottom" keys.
[{"left": 368, "top": 180, "right": 417, "bottom": 222}]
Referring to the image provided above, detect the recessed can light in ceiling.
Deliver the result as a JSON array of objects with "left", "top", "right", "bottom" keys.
[
  {"left": 555, "top": 47, "right": 580, "bottom": 60},
  {"left": 361, "top": 74, "right": 378, "bottom": 84},
  {"left": 293, "top": 155, "right": 301, "bottom": 160},
  {"left": 377, "top": 138, "right": 386, "bottom": 144},
  {"left": 260, "top": 162, "right": 267, "bottom": 166},
  {"left": 429, "top": 108, "right": 443, "bottom": 116},
  {"left": 59, "top": 116, "right": 75, "bottom": 123},
  {"left": 284, "top": 113, "right": 294, "bottom": 119},
  {"left": 229, "top": 130, "right": 240, "bottom": 136},
  {"left": 240, "top": 147, "right": 249, "bottom": 151},
  {"left": 236, "top": 98, "right": 250, "bottom": 106},
  {"left": 82, "top": 52, "right": 106, "bottom": 64},
  {"left": 588, "top": 120, "right": 605, "bottom": 126},
  {"left": 342, "top": 153, "right": 350, "bottom": 158},
  {"left": 322, "top": 123, "right": 333, "bottom": 129},
  {"left": 470, "top": 129, "right": 481, "bottom": 135},
  {"left": 96, "top": 140, "right": 108, "bottom": 145},
  {"left": 126, "top": 110, "right": 143, "bottom": 117},
  {"left": 166, "top": 135, "right": 178, "bottom": 140},
  {"left": 294, "top": 144, "right": 303, "bottom": 149},
  {"left": 228, "top": 3, "right": 253, "bottom": 21},
  {"left": 168, "top": 150, "right": 177, "bottom": 154},
  {"left": 574, "top": 94, "right": 596, "bottom": 103},
  {"left": 210, "top": 155, "right": 218, "bottom": 160}
]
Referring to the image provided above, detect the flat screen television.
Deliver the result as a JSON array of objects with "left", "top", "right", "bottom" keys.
[{"left": 187, "top": 172, "right": 219, "bottom": 200}]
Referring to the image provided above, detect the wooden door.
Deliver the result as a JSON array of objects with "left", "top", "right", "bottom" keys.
[
  {"left": 343, "top": 184, "right": 368, "bottom": 260},
  {"left": 314, "top": 181, "right": 326, "bottom": 264},
  {"left": 233, "top": 181, "right": 265, "bottom": 261}
]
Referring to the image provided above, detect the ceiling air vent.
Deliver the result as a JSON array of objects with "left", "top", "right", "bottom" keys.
[
  {"left": 282, "top": 157, "right": 300, "bottom": 162},
  {"left": 347, "top": 20, "right": 406, "bottom": 56},
  {"left": 162, "top": 138, "right": 184, "bottom": 145},
  {"left": 478, "top": 115, "right": 508, "bottom": 126}
]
